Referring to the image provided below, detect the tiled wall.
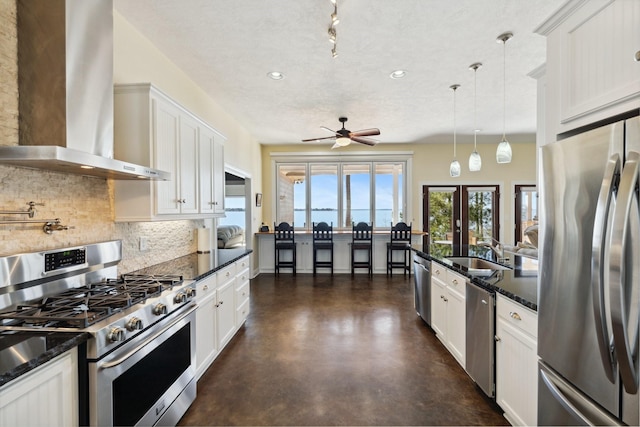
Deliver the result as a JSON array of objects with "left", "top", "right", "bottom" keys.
[{"left": 0, "top": 0, "right": 201, "bottom": 274}]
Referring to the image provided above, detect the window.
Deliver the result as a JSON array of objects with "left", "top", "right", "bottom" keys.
[
  {"left": 275, "top": 158, "right": 408, "bottom": 229},
  {"left": 343, "top": 163, "right": 371, "bottom": 226},
  {"left": 310, "top": 164, "right": 338, "bottom": 225},
  {"left": 219, "top": 196, "right": 245, "bottom": 226}
]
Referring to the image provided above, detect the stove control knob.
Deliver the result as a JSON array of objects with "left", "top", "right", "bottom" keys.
[
  {"left": 174, "top": 292, "right": 187, "bottom": 304},
  {"left": 107, "top": 327, "right": 125, "bottom": 343},
  {"left": 153, "top": 303, "right": 167, "bottom": 315},
  {"left": 126, "top": 317, "right": 143, "bottom": 331},
  {"left": 186, "top": 287, "right": 196, "bottom": 298}
]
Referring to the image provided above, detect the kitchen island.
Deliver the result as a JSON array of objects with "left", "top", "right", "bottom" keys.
[
  {"left": 411, "top": 245, "right": 539, "bottom": 426},
  {"left": 412, "top": 245, "right": 537, "bottom": 310}
]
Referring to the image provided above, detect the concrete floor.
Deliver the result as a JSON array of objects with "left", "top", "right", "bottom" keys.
[{"left": 178, "top": 273, "right": 508, "bottom": 426}]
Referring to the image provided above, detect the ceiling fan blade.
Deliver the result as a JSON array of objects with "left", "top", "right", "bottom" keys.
[
  {"left": 349, "top": 128, "right": 380, "bottom": 137},
  {"left": 321, "top": 126, "right": 337, "bottom": 134},
  {"left": 351, "top": 136, "right": 378, "bottom": 146},
  {"left": 302, "top": 136, "right": 337, "bottom": 142}
]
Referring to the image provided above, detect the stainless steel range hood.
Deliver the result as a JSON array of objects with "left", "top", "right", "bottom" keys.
[{"left": 0, "top": 0, "right": 170, "bottom": 181}]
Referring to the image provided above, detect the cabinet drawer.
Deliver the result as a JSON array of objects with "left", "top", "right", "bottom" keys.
[
  {"left": 217, "top": 264, "right": 236, "bottom": 286},
  {"left": 195, "top": 274, "right": 216, "bottom": 302},
  {"left": 236, "top": 256, "right": 250, "bottom": 272},
  {"left": 236, "top": 267, "right": 250, "bottom": 285},
  {"left": 497, "top": 295, "right": 537, "bottom": 338},
  {"left": 236, "top": 280, "right": 250, "bottom": 307},
  {"left": 446, "top": 270, "right": 466, "bottom": 297},
  {"left": 432, "top": 263, "right": 446, "bottom": 281},
  {"left": 236, "top": 299, "right": 250, "bottom": 325}
]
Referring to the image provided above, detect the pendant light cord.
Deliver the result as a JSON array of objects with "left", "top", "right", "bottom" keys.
[
  {"left": 473, "top": 66, "right": 477, "bottom": 151},
  {"left": 453, "top": 87, "right": 457, "bottom": 158},
  {"left": 502, "top": 39, "right": 506, "bottom": 140}
]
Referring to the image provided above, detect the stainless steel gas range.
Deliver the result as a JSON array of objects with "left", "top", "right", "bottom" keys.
[{"left": 0, "top": 240, "right": 197, "bottom": 427}]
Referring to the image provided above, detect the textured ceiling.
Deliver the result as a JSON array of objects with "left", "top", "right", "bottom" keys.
[{"left": 114, "top": 0, "right": 561, "bottom": 146}]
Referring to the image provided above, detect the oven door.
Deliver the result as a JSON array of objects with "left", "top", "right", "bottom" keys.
[{"left": 89, "top": 305, "right": 197, "bottom": 427}]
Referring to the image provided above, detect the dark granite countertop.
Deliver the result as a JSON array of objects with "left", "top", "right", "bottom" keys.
[
  {"left": 0, "top": 331, "right": 89, "bottom": 387},
  {"left": 130, "top": 248, "right": 253, "bottom": 282},
  {"left": 412, "top": 245, "right": 538, "bottom": 311}
]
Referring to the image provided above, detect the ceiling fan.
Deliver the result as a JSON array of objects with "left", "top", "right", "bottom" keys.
[{"left": 302, "top": 117, "right": 380, "bottom": 149}]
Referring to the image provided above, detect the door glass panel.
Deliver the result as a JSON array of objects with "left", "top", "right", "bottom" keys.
[
  {"left": 515, "top": 185, "right": 538, "bottom": 272},
  {"left": 343, "top": 164, "right": 371, "bottom": 226},
  {"left": 427, "top": 188, "right": 456, "bottom": 258},
  {"left": 310, "top": 164, "right": 338, "bottom": 226},
  {"left": 276, "top": 164, "right": 306, "bottom": 227},
  {"left": 466, "top": 187, "right": 496, "bottom": 245}
]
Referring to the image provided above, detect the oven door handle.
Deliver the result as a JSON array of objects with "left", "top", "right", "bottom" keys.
[{"left": 99, "top": 304, "right": 197, "bottom": 370}]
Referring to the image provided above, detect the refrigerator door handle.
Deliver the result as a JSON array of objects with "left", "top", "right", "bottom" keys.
[
  {"left": 609, "top": 151, "right": 640, "bottom": 394},
  {"left": 539, "top": 364, "right": 623, "bottom": 426},
  {"left": 591, "top": 153, "right": 621, "bottom": 382}
]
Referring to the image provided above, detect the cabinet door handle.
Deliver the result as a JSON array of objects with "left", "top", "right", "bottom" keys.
[
  {"left": 203, "top": 285, "right": 209, "bottom": 291},
  {"left": 495, "top": 335, "right": 501, "bottom": 342},
  {"left": 481, "top": 299, "right": 488, "bottom": 305},
  {"left": 509, "top": 311, "right": 521, "bottom": 320},
  {"left": 452, "top": 279, "right": 458, "bottom": 285},
  {"left": 635, "top": 50, "right": 640, "bottom": 62},
  {"left": 443, "top": 297, "right": 448, "bottom": 302}
]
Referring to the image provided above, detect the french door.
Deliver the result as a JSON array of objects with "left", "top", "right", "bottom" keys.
[{"left": 423, "top": 185, "right": 500, "bottom": 257}]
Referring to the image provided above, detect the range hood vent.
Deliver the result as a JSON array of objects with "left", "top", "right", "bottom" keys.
[{"left": 0, "top": 0, "right": 170, "bottom": 181}]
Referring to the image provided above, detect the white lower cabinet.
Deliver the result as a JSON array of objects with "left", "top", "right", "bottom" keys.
[
  {"left": 429, "top": 263, "right": 466, "bottom": 368},
  {"left": 195, "top": 274, "right": 218, "bottom": 379},
  {"left": 194, "top": 255, "right": 251, "bottom": 380},
  {"left": 216, "top": 269, "right": 237, "bottom": 350},
  {"left": 0, "top": 349, "right": 78, "bottom": 427},
  {"left": 495, "top": 294, "right": 538, "bottom": 426}
]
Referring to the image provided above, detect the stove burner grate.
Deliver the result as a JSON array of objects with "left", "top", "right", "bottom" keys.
[{"left": 0, "top": 274, "right": 183, "bottom": 328}]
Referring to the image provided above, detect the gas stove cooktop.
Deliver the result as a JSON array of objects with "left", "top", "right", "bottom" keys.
[{"left": 0, "top": 274, "right": 183, "bottom": 329}]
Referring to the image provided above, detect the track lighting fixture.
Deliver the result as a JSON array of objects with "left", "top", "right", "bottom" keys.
[{"left": 328, "top": 0, "right": 340, "bottom": 58}]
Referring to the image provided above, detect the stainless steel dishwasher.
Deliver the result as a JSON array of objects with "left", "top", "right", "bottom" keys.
[
  {"left": 412, "top": 254, "right": 431, "bottom": 326},
  {"left": 466, "top": 282, "right": 495, "bottom": 397}
]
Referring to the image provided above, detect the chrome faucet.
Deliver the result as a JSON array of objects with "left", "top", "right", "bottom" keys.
[{"left": 478, "top": 238, "right": 509, "bottom": 264}]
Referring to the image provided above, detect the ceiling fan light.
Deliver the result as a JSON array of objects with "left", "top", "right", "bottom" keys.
[
  {"left": 450, "top": 159, "right": 461, "bottom": 178},
  {"left": 267, "top": 71, "right": 284, "bottom": 80},
  {"left": 469, "top": 151, "right": 482, "bottom": 172},
  {"left": 496, "top": 138, "right": 512, "bottom": 163},
  {"left": 335, "top": 136, "right": 351, "bottom": 146}
]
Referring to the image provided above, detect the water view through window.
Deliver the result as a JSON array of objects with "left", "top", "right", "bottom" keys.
[{"left": 277, "top": 161, "right": 405, "bottom": 229}]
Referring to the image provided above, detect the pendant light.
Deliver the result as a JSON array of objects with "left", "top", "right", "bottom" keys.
[
  {"left": 449, "top": 84, "right": 461, "bottom": 178},
  {"left": 468, "top": 62, "right": 482, "bottom": 172},
  {"left": 496, "top": 32, "right": 513, "bottom": 163}
]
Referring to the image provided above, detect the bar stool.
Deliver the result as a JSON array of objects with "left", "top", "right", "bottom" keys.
[
  {"left": 387, "top": 222, "right": 412, "bottom": 275},
  {"left": 274, "top": 222, "right": 296, "bottom": 275},
  {"left": 351, "top": 222, "right": 373, "bottom": 276},
  {"left": 312, "top": 222, "right": 333, "bottom": 275}
]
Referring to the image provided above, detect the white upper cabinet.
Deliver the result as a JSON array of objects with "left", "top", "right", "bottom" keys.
[
  {"left": 113, "top": 83, "right": 227, "bottom": 221},
  {"left": 537, "top": 0, "right": 640, "bottom": 143}
]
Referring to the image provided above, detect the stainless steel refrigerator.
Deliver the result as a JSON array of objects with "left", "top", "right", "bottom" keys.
[{"left": 538, "top": 114, "right": 640, "bottom": 425}]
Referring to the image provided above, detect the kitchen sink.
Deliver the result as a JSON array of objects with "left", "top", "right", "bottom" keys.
[{"left": 445, "top": 256, "right": 511, "bottom": 277}]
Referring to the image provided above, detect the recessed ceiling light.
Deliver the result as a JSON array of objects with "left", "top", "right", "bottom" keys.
[
  {"left": 80, "top": 165, "right": 94, "bottom": 169},
  {"left": 267, "top": 71, "right": 284, "bottom": 80},
  {"left": 390, "top": 70, "right": 406, "bottom": 79}
]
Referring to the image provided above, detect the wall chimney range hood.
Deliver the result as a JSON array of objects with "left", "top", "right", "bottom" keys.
[{"left": 0, "top": 0, "right": 170, "bottom": 181}]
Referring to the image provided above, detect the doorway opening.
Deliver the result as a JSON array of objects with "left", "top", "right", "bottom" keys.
[{"left": 217, "top": 172, "right": 251, "bottom": 252}]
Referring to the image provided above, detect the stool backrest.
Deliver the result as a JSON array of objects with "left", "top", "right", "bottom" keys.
[
  {"left": 352, "top": 222, "right": 372, "bottom": 243},
  {"left": 390, "top": 222, "right": 411, "bottom": 243},
  {"left": 313, "top": 222, "right": 333, "bottom": 242},
  {"left": 274, "top": 222, "right": 295, "bottom": 243}
]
